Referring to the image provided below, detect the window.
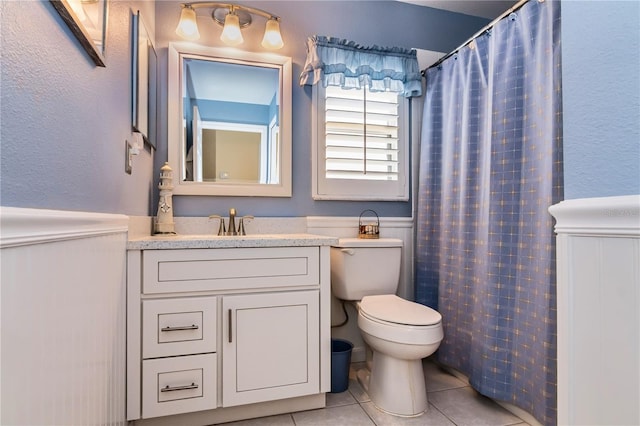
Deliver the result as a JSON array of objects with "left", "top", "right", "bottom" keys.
[{"left": 313, "top": 85, "right": 409, "bottom": 200}]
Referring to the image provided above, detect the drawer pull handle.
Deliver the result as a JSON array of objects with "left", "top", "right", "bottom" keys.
[
  {"left": 160, "top": 382, "right": 199, "bottom": 392},
  {"left": 161, "top": 325, "right": 199, "bottom": 332}
]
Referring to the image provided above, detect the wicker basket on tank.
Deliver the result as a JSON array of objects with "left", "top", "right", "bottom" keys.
[{"left": 358, "top": 209, "right": 380, "bottom": 239}]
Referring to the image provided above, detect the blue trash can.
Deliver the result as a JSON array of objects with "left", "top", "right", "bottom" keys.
[{"left": 330, "top": 338, "right": 353, "bottom": 393}]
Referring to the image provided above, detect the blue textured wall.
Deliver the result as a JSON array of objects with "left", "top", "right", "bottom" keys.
[
  {"left": 153, "top": 1, "right": 490, "bottom": 217},
  {"left": 4, "top": 1, "right": 638, "bottom": 217},
  {"left": 562, "top": 1, "right": 640, "bottom": 199},
  {"left": 1, "top": 0, "right": 488, "bottom": 217},
  {"left": 0, "top": 0, "right": 157, "bottom": 215}
]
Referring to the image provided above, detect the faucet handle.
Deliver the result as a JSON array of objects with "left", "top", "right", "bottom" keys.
[
  {"left": 237, "top": 215, "right": 254, "bottom": 236},
  {"left": 208, "top": 215, "right": 226, "bottom": 236}
]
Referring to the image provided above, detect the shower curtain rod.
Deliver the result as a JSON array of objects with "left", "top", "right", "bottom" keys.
[{"left": 423, "top": 0, "right": 531, "bottom": 73}]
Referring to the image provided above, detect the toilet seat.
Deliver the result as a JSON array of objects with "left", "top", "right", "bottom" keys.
[
  {"left": 360, "top": 295, "right": 441, "bottom": 326},
  {"left": 358, "top": 310, "right": 443, "bottom": 345},
  {"left": 358, "top": 295, "right": 443, "bottom": 345}
]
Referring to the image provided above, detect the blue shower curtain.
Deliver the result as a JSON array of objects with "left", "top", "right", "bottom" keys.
[{"left": 415, "top": 1, "right": 562, "bottom": 424}]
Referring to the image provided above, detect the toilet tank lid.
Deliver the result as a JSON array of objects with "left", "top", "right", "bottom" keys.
[
  {"left": 360, "top": 295, "right": 442, "bottom": 326},
  {"left": 333, "top": 238, "right": 403, "bottom": 248}
]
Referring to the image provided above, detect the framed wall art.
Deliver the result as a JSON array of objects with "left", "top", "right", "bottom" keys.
[
  {"left": 50, "top": 0, "right": 107, "bottom": 67},
  {"left": 132, "top": 10, "right": 157, "bottom": 148}
]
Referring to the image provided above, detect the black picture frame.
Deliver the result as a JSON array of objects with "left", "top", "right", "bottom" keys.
[
  {"left": 132, "top": 10, "right": 157, "bottom": 148},
  {"left": 50, "top": 0, "right": 107, "bottom": 67}
]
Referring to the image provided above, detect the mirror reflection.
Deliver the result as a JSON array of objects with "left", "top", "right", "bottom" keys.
[
  {"left": 183, "top": 58, "right": 280, "bottom": 184},
  {"left": 168, "top": 43, "right": 292, "bottom": 197}
]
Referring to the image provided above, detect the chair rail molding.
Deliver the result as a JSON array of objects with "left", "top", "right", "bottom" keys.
[{"left": 0, "top": 206, "right": 129, "bottom": 248}]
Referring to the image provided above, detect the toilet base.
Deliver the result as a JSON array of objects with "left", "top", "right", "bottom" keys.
[{"left": 358, "top": 352, "right": 428, "bottom": 417}]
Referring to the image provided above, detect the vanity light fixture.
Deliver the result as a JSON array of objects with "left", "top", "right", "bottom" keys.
[
  {"left": 176, "top": 5, "right": 200, "bottom": 40},
  {"left": 175, "top": 2, "right": 284, "bottom": 49}
]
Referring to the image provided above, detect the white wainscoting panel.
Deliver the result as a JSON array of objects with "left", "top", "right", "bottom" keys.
[
  {"left": 549, "top": 195, "right": 640, "bottom": 426},
  {"left": 0, "top": 207, "right": 128, "bottom": 425}
]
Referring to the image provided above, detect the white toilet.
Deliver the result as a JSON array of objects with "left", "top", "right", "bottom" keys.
[{"left": 330, "top": 238, "right": 443, "bottom": 417}]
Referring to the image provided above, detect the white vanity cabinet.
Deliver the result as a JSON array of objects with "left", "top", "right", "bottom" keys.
[{"left": 126, "top": 235, "right": 334, "bottom": 425}]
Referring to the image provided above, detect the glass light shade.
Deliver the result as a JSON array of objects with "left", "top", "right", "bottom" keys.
[
  {"left": 261, "top": 19, "right": 284, "bottom": 49},
  {"left": 220, "top": 13, "right": 243, "bottom": 46},
  {"left": 176, "top": 7, "right": 200, "bottom": 40}
]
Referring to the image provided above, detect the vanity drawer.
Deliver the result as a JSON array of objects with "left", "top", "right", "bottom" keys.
[
  {"left": 142, "top": 247, "right": 320, "bottom": 294},
  {"left": 142, "top": 353, "right": 217, "bottom": 419},
  {"left": 142, "top": 297, "right": 217, "bottom": 358}
]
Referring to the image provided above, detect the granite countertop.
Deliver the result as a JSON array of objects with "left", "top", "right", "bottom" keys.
[{"left": 127, "top": 233, "right": 339, "bottom": 250}]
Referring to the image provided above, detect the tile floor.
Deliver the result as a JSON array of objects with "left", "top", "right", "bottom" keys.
[{"left": 218, "top": 357, "right": 529, "bottom": 426}]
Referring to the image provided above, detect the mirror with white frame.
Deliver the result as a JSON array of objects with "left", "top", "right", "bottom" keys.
[{"left": 167, "top": 43, "right": 292, "bottom": 196}]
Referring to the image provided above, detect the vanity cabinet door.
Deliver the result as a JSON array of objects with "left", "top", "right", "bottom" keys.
[{"left": 222, "top": 291, "right": 320, "bottom": 407}]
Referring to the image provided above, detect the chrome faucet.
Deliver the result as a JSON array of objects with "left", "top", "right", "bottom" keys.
[
  {"left": 209, "top": 208, "right": 253, "bottom": 236},
  {"left": 227, "top": 208, "right": 237, "bottom": 236}
]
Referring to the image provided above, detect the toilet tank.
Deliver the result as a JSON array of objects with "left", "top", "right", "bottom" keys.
[{"left": 330, "top": 238, "right": 403, "bottom": 300}]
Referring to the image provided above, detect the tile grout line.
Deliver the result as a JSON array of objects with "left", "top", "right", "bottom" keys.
[
  {"left": 346, "top": 375, "right": 377, "bottom": 425},
  {"left": 424, "top": 385, "right": 470, "bottom": 426},
  {"left": 358, "top": 401, "right": 378, "bottom": 426},
  {"left": 428, "top": 398, "right": 460, "bottom": 426}
]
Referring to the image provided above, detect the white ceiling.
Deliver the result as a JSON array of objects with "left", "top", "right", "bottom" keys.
[
  {"left": 185, "top": 59, "right": 279, "bottom": 105},
  {"left": 397, "top": 0, "right": 519, "bottom": 20}
]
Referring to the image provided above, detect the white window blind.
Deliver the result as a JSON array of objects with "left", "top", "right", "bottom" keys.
[
  {"left": 312, "top": 84, "right": 409, "bottom": 201},
  {"left": 324, "top": 86, "right": 400, "bottom": 181}
]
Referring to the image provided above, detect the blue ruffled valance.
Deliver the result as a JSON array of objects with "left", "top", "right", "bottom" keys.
[{"left": 299, "top": 35, "right": 422, "bottom": 98}]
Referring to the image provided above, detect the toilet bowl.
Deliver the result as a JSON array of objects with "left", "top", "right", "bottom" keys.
[
  {"left": 330, "top": 238, "right": 444, "bottom": 417},
  {"left": 357, "top": 294, "right": 443, "bottom": 416}
]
